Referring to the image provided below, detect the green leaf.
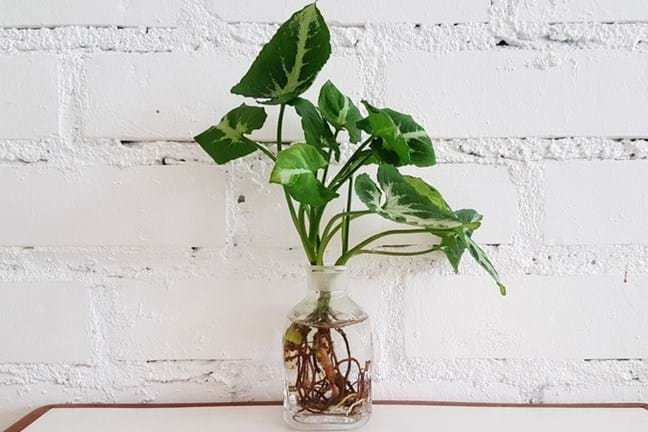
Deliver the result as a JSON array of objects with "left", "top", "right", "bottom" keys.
[
  {"left": 359, "top": 102, "right": 436, "bottom": 167},
  {"left": 270, "top": 143, "right": 338, "bottom": 207},
  {"left": 355, "top": 164, "right": 462, "bottom": 230},
  {"left": 466, "top": 236, "right": 507, "bottom": 296},
  {"left": 440, "top": 231, "right": 467, "bottom": 272},
  {"left": 360, "top": 102, "right": 410, "bottom": 164},
  {"left": 438, "top": 209, "right": 482, "bottom": 272},
  {"left": 318, "top": 81, "right": 363, "bottom": 143},
  {"left": 194, "top": 104, "right": 267, "bottom": 164},
  {"left": 354, "top": 174, "right": 382, "bottom": 211},
  {"left": 402, "top": 176, "right": 451, "bottom": 213},
  {"left": 439, "top": 209, "right": 505, "bottom": 295},
  {"left": 231, "top": 4, "right": 331, "bottom": 105},
  {"left": 291, "top": 98, "right": 339, "bottom": 158}
]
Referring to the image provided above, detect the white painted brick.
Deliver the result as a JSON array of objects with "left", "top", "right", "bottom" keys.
[
  {"left": 386, "top": 50, "right": 648, "bottom": 138},
  {"left": 242, "top": 163, "right": 517, "bottom": 251},
  {"left": 512, "top": 0, "right": 648, "bottom": 23},
  {"left": 542, "top": 385, "right": 648, "bottom": 403},
  {"left": 404, "top": 274, "right": 648, "bottom": 359},
  {"left": 0, "top": 0, "right": 182, "bottom": 27},
  {"left": 545, "top": 161, "right": 648, "bottom": 245},
  {"left": 0, "top": 55, "right": 58, "bottom": 139},
  {"left": 0, "top": 282, "right": 92, "bottom": 363},
  {"left": 0, "top": 166, "right": 225, "bottom": 246},
  {"left": 110, "top": 278, "right": 299, "bottom": 360},
  {"left": 111, "top": 276, "right": 377, "bottom": 360},
  {"left": 207, "top": 0, "right": 490, "bottom": 24},
  {"left": 83, "top": 53, "right": 363, "bottom": 142}
]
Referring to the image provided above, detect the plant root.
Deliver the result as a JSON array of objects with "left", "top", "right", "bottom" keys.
[{"left": 284, "top": 322, "right": 370, "bottom": 416}]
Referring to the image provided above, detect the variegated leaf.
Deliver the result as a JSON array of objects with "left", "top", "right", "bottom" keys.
[
  {"left": 231, "top": 4, "right": 331, "bottom": 105},
  {"left": 318, "top": 81, "right": 363, "bottom": 143},
  {"left": 355, "top": 164, "right": 461, "bottom": 230},
  {"left": 291, "top": 98, "right": 339, "bottom": 158},
  {"left": 439, "top": 209, "right": 483, "bottom": 271},
  {"left": 270, "top": 143, "right": 338, "bottom": 207},
  {"left": 194, "top": 104, "right": 266, "bottom": 164},
  {"left": 359, "top": 102, "right": 436, "bottom": 167},
  {"left": 466, "top": 236, "right": 507, "bottom": 295}
]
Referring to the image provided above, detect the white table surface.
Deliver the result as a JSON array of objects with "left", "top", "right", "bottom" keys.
[{"left": 20, "top": 405, "right": 648, "bottom": 432}]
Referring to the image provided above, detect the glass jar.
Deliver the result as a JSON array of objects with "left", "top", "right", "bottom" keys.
[{"left": 282, "top": 266, "right": 372, "bottom": 430}]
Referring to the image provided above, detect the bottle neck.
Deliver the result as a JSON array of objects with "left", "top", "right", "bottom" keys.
[{"left": 306, "top": 265, "right": 348, "bottom": 295}]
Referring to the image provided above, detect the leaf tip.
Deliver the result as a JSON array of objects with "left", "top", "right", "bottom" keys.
[{"left": 498, "top": 282, "right": 507, "bottom": 296}]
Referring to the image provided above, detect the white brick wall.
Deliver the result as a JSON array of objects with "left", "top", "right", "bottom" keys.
[
  {"left": 1, "top": 0, "right": 647, "bottom": 428},
  {"left": 207, "top": 0, "right": 490, "bottom": 24},
  {"left": 544, "top": 160, "right": 648, "bottom": 245},
  {"left": 508, "top": 0, "right": 648, "bottom": 23},
  {"left": 0, "top": 282, "right": 92, "bottom": 363},
  {"left": 0, "top": 55, "right": 58, "bottom": 138},
  {"left": 386, "top": 50, "right": 648, "bottom": 138},
  {"left": 0, "top": 166, "right": 226, "bottom": 246},
  {"left": 0, "top": 0, "right": 184, "bottom": 27},
  {"left": 404, "top": 274, "right": 648, "bottom": 359}
]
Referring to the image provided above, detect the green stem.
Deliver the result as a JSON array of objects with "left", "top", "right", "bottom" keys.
[
  {"left": 321, "top": 149, "right": 332, "bottom": 184},
  {"left": 277, "top": 104, "right": 286, "bottom": 152},
  {"left": 358, "top": 246, "right": 443, "bottom": 257},
  {"left": 316, "top": 210, "right": 371, "bottom": 265},
  {"left": 277, "top": 103, "right": 315, "bottom": 263},
  {"left": 335, "top": 229, "right": 430, "bottom": 265},
  {"left": 254, "top": 142, "right": 276, "bottom": 161},
  {"left": 327, "top": 135, "right": 373, "bottom": 190},
  {"left": 341, "top": 176, "right": 353, "bottom": 255}
]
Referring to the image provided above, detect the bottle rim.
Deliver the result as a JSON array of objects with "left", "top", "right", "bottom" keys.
[{"left": 307, "top": 265, "right": 348, "bottom": 273}]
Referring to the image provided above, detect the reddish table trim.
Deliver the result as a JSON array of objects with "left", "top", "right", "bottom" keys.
[{"left": 6, "top": 401, "right": 648, "bottom": 432}]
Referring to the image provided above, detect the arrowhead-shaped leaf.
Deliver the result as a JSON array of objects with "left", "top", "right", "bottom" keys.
[
  {"left": 270, "top": 143, "right": 338, "bottom": 207},
  {"left": 231, "top": 3, "right": 331, "bottom": 105},
  {"left": 355, "top": 164, "right": 461, "bottom": 230},
  {"left": 439, "top": 209, "right": 483, "bottom": 271},
  {"left": 466, "top": 236, "right": 507, "bottom": 295},
  {"left": 359, "top": 102, "right": 436, "bottom": 167},
  {"left": 318, "top": 81, "right": 363, "bottom": 143},
  {"left": 194, "top": 104, "right": 266, "bottom": 164},
  {"left": 291, "top": 98, "right": 339, "bottom": 159},
  {"left": 438, "top": 210, "right": 505, "bottom": 295}
]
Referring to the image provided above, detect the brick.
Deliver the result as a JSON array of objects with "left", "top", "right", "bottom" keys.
[
  {"left": 0, "top": 0, "right": 182, "bottom": 27},
  {"left": 0, "top": 166, "right": 225, "bottom": 246},
  {"left": 83, "top": 53, "right": 363, "bottom": 142},
  {"left": 542, "top": 385, "right": 648, "bottom": 403},
  {"left": 242, "top": 163, "right": 517, "bottom": 251},
  {"left": 0, "top": 282, "right": 92, "bottom": 363},
  {"left": 404, "top": 274, "right": 648, "bottom": 359},
  {"left": 0, "top": 55, "right": 58, "bottom": 138},
  {"left": 385, "top": 50, "right": 648, "bottom": 138},
  {"left": 544, "top": 161, "right": 648, "bottom": 245},
  {"left": 207, "top": 0, "right": 490, "bottom": 24},
  {"left": 111, "top": 275, "right": 376, "bottom": 360},
  {"left": 511, "top": 0, "right": 648, "bottom": 23}
]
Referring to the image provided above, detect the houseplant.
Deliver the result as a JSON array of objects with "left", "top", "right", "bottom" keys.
[{"left": 195, "top": 3, "right": 505, "bottom": 429}]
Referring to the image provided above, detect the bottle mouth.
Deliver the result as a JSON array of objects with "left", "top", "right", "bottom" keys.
[{"left": 307, "top": 265, "right": 347, "bottom": 273}]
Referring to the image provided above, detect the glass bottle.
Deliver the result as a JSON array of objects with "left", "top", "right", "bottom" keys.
[{"left": 282, "top": 266, "right": 372, "bottom": 430}]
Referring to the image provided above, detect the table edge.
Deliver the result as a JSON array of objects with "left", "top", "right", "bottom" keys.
[{"left": 6, "top": 401, "right": 648, "bottom": 432}]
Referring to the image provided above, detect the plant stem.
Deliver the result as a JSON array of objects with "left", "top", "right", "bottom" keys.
[
  {"left": 341, "top": 176, "right": 353, "bottom": 255},
  {"left": 327, "top": 135, "right": 373, "bottom": 190},
  {"left": 316, "top": 210, "right": 371, "bottom": 265},
  {"left": 335, "top": 229, "right": 431, "bottom": 265},
  {"left": 254, "top": 142, "right": 276, "bottom": 161},
  {"left": 277, "top": 104, "right": 286, "bottom": 152},
  {"left": 358, "top": 246, "right": 442, "bottom": 257},
  {"left": 277, "top": 103, "right": 315, "bottom": 263}
]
